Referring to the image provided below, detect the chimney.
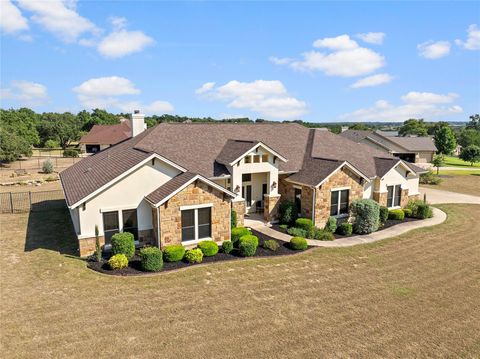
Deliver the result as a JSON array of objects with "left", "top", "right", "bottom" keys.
[{"left": 131, "top": 110, "right": 146, "bottom": 137}]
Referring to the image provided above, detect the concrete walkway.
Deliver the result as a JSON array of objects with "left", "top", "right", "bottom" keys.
[
  {"left": 420, "top": 187, "right": 480, "bottom": 204},
  {"left": 248, "top": 207, "right": 447, "bottom": 248}
]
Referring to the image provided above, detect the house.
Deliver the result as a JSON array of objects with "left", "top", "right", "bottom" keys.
[
  {"left": 78, "top": 113, "right": 145, "bottom": 154},
  {"left": 339, "top": 130, "right": 437, "bottom": 163},
  {"left": 60, "top": 112, "right": 427, "bottom": 257}
]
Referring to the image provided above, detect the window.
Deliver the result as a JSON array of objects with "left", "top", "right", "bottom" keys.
[
  {"left": 387, "top": 185, "right": 402, "bottom": 208},
  {"left": 253, "top": 155, "right": 260, "bottom": 163},
  {"left": 262, "top": 154, "right": 269, "bottom": 163},
  {"left": 294, "top": 187, "right": 302, "bottom": 214},
  {"left": 245, "top": 156, "right": 251, "bottom": 164},
  {"left": 103, "top": 211, "right": 119, "bottom": 245},
  {"left": 181, "top": 206, "right": 212, "bottom": 242},
  {"left": 330, "top": 189, "right": 349, "bottom": 216},
  {"left": 122, "top": 209, "right": 138, "bottom": 240},
  {"left": 262, "top": 183, "right": 268, "bottom": 196},
  {"left": 242, "top": 173, "right": 251, "bottom": 182}
]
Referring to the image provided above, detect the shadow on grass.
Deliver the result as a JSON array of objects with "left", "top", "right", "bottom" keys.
[{"left": 25, "top": 205, "right": 78, "bottom": 256}]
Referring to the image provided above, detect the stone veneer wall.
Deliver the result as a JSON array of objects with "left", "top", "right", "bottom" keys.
[
  {"left": 373, "top": 191, "right": 387, "bottom": 207},
  {"left": 232, "top": 200, "right": 245, "bottom": 227},
  {"left": 278, "top": 177, "right": 314, "bottom": 219},
  {"left": 264, "top": 194, "right": 281, "bottom": 222},
  {"left": 314, "top": 167, "right": 364, "bottom": 228},
  {"left": 159, "top": 181, "right": 231, "bottom": 248}
]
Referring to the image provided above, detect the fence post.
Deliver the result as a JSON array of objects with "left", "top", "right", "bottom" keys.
[
  {"left": 29, "top": 191, "right": 32, "bottom": 211},
  {"left": 9, "top": 192, "right": 13, "bottom": 213}
]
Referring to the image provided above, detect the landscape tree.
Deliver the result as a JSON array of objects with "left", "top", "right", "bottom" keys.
[
  {"left": 434, "top": 125, "right": 457, "bottom": 155},
  {"left": 466, "top": 114, "right": 480, "bottom": 131},
  {"left": 0, "top": 108, "right": 40, "bottom": 146},
  {"left": 348, "top": 123, "right": 370, "bottom": 130},
  {"left": 398, "top": 119, "right": 428, "bottom": 137},
  {"left": 458, "top": 128, "right": 480, "bottom": 147},
  {"left": 431, "top": 154, "right": 445, "bottom": 175},
  {"left": 459, "top": 145, "right": 480, "bottom": 166},
  {"left": 0, "top": 128, "right": 32, "bottom": 162}
]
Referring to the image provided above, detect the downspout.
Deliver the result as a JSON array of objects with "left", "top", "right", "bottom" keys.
[{"left": 156, "top": 206, "right": 161, "bottom": 249}]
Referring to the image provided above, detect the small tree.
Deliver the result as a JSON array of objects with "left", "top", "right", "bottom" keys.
[
  {"left": 42, "top": 159, "right": 54, "bottom": 173},
  {"left": 431, "top": 154, "right": 445, "bottom": 175},
  {"left": 459, "top": 145, "right": 480, "bottom": 166},
  {"left": 95, "top": 225, "right": 102, "bottom": 262},
  {"left": 434, "top": 125, "right": 457, "bottom": 155}
]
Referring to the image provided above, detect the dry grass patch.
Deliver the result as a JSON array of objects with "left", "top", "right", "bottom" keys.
[
  {"left": 1, "top": 205, "right": 480, "bottom": 358},
  {"left": 423, "top": 173, "right": 480, "bottom": 196}
]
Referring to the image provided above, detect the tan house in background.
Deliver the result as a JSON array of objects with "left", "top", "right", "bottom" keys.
[{"left": 60, "top": 112, "right": 426, "bottom": 257}]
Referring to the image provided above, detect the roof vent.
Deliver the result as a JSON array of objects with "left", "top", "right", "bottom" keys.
[{"left": 85, "top": 167, "right": 92, "bottom": 173}]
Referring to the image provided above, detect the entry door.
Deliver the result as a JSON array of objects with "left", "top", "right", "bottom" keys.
[
  {"left": 242, "top": 185, "right": 252, "bottom": 209},
  {"left": 103, "top": 211, "right": 119, "bottom": 245},
  {"left": 294, "top": 188, "right": 302, "bottom": 214}
]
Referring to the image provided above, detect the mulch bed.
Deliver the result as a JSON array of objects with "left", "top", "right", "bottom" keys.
[{"left": 87, "top": 229, "right": 311, "bottom": 276}]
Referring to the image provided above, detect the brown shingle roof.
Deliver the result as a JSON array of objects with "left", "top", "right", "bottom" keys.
[
  {"left": 216, "top": 139, "right": 260, "bottom": 166},
  {"left": 79, "top": 120, "right": 131, "bottom": 145},
  {"left": 145, "top": 172, "right": 197, "bottom": 205},
  {"left": 287, "top": 158, "right": 343, "bottom": 186},
  {"left": 384, "top": 135, "right": 437, "bottom": 152}
]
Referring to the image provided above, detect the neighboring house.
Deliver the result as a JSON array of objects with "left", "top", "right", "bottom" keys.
[
  {"left": 340, "top": 130, "right": 437, "bottom": 163},
  {"left": 60, "top": 113, "right": 426, "bottom": 256},
  {"left": 78, "top": 114, "right": 145, "bottom": 154}
]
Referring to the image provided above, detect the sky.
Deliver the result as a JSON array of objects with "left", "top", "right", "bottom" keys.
[{"left": 1, "top": 1, "right": 479, "bottom": 123}]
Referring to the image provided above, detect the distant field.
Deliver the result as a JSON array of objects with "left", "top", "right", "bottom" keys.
[
  {"left": 443, "top": 156, "right": 480, "bottom": 168},
  {"left": 423, "top": 172, "right": 480, "bottom": 196}
]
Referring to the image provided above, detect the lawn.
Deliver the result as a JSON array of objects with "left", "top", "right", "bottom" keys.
[
  {"left": 423, "top": 172, "right": 480, "bottom": 196},
  {"left": 443, "top": 155, "right": 480, "bottom": 168},
  {"left": 1, "top": 205, "right": 480, "bottom": 358}
]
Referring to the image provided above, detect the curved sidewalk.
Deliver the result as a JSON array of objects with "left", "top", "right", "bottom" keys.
[
  {"left": 419, "top": 187, "right": 480, "bottom": 205},
  {"left": 249, "top": 207, "right": 447, "bottom": 248}
]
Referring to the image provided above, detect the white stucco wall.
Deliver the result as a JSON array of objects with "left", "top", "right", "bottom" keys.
[
  {"left": 363, "top": 181, "right": 373, "bottom": 199},
  {"left": 76, "top": 158, "right": 181, "bottom": 238},
  {"left": 377, "top": 165, "right": 420, "bottom": 195},
  {"left": 69, "top": 207, "right": 80, "bottom": 235}
]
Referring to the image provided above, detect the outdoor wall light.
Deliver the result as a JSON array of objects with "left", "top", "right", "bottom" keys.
[
  {"left": 272, "top": 181, "right": 277, "bottom": 189},
  {"left": 234, "top": 185, "right": 240, "bottom": 193}
]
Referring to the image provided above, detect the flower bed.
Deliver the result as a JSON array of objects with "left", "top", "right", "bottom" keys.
[{"left": 87, "top": 229, "right": 312, "bottom": 276}]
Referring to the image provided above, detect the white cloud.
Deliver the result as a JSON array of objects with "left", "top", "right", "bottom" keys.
[
  {"left": 350, "top": 73, "right": 393, "bottom": 88},
  {"left": 339, "top": 91, "right": 462, "bottom": 122},
  {"left": 417, "top": 41, "right": 451, "bottom": 59},
  {"left": 17, "top": 0, "right": 99, "bottom": 43},
  {"left": 0, "top": 0, "right": 29, "bottom": 34},
  {"left": 356, "top": 32, "right": 385, "bottom": 45},
  {"left": 199, "top": 80, "right": 307, "bottom": 119},
  {"left": 97, "top": 17, "right": 154, "bottom": 58},
  {"left": 0, "top": 80, "right": 48, "bottom": 106},
  {"left": 73, "top": 76, "right": 173, "bottom": 114},
  {"left": 275, "top": 34, "right": 385, "bottom": 77},
  {"left": 268, "top": 56, "right": 293, "bottom": 65},
  {"left": 455, "top": 24, "right": 480, "bottom": 50},
  {"left": 195, "top": 82, "right": 216, "bottom": 94}
]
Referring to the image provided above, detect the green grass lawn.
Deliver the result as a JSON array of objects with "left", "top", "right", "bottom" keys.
[
  {"left": 443, "top": 155, "right": 480, "bottom": 168},
  {"left": 1, "top": 205, "right": 480, "bottom": 358}
]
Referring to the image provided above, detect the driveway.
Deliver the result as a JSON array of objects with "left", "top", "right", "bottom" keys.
[{"left": 419, "top": 186, "right": 480, "bottom": 204}]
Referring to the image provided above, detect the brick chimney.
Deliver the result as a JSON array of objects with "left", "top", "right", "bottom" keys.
[{"left": 131, "top": 110, "right": 146, "bottom": 137}]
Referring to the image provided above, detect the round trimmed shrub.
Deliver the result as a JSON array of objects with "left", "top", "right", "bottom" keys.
[
  {"left": 295, "top": 218, "right": 314, "bottom": 232},
  {"left": 416, "top": 203, "right": 433, "bottom": 219},
  {"left": 313, "top": 229, "right": 334, "bottom": 241},
  {"left": 388, "top": 209, "right": 405, "bottom": 220},
  {"left": 63, "top": 149, "right": 79, "bottom": 157},
  {"left": 231, "top": 227, "right": 250, "bottom": 245},
  {"left": 379, "top": 206, "right": 389, "bottom": 224},
  {"left": 263, "top": 239, "right": 280, "bottom": 251},
  {"left": 289, "top": 237, "right": 308, "bottom": 250},
  {"left": 111, "top": 232, "right": 135, "bottom": 259},
  {"left": 325, "top": 216, "right": 337, "bottom": 232},
  {"left": 198, "top": 241, "right": 219, "bottom": 257},
  {"left": 336, "top": 222, "right": 353, "bottom": 236},
  {"left": 184, "top": 249, "right": 203, "bottom": 264},
  {"left": 108, "top": 253, "right": 128, "bottom": 270},
  {"left": 350, "top": 199, "right": 380, "bottom": 234},
  {"left": 403, "top": 208, "right": 413, "bottom": 218},
  {"left": 279, "top": 200, "right": 298, "bottom": 225},
  {"left": 221, "top": 240, "right": 233, "bottom": 254},
  {"left": 140, "top": 247, "right": 163, "bottom": 272},
  {"left": 238, "top": 235, "right": 258, "bottom": 257},
  {"left": 42, "top": 160, "right": 54, "bottom": 174},
  {"left": 163, "top": 244, "right": 186, "bottom": 262},
  {"left": 287, "top": 227, "right": 307, "bottom": 238}
]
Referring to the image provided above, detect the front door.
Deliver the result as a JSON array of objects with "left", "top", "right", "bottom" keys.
[
  {"left": 242, "top": 185, "right": 252, "bottom": 210},
  {"left": 294, "top": 187, "right": 302, "bottom": 214}
]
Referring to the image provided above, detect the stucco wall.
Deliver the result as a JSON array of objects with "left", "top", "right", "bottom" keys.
[
  {"left": 416, "top": 151, "right": 434, "bottom": 163},
  {"left": 374, "top": 164, "right": 420, "bottom": 207},
  {"left": 159, "top": 181, "right": 231, "bottom": 248}
]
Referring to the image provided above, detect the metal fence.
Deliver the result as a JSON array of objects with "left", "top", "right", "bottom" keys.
[
  {"left": 0, "top": 156, "right": 82, "bottom": 172},
  {"left": 0, "top": 190, "right": 65, "bottom": 213}
]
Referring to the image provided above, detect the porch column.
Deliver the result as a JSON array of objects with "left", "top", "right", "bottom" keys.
[
  {"left": 264, "top": 194, "right": 281, "bottom": 222},
  {"left": 232, "top": 199, "right": 245, "bottom": 227}
]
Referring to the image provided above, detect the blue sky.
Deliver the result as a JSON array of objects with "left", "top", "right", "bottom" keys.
[{"left": 1, "top": 1, "right": 479, "bottom": 122}]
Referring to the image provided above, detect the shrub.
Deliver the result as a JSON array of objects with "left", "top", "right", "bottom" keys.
[
  {"left": 336, "top": 223, "right": 353, "bottom": 236},
  {"left": 231, "top": 227, "right": 250, "bottom": 245},
  {"left": 325, "top": 217, "right": 337, "bottom": 232},
  {"left": 290, "top": 237, "right": 308, "bottom": 250},
  {"left": 403, "top": 208, "right": 413, "bottom": 218},
  {"left": 163, "top": 245, "right": 186, "bottom": 262},
  {"left": 350, "top": 199, "right": 380, "bottom": 234},
  {"left": 108, "top": 254, "right": 128, "bottom": 270},
  {"left": 140, "top": 247, "right": 163, "bottom": 272},
  {"left": 111, "top": 232, "right": 135, "bottom": 259},
  {"left": 231, "top": 209, "right": 237, "bottom": 228},
  {"left": 379, "top": 206, "right": 389, "bottom": 224},
  {"left": 44, "top": 139, "right": 59, "bottom": 148},
  {"left": 42, "top": 159, "right": 54, "bottom": 174},
  {"left": 295, "top": 218, "right": 314, "bottom": 232},
  {"left": 221, "top": 240, "right": 233, "bottom": 254},
  {"left": 263, "top": 239, "right": 280, "bottom": 251},
  {"left": 94, "top": 225, "right": 102, "bottom": 262},
  {"left": 63, "top": 149, "right": 79, "bottom": 158},
  {"left": 238, "top": 235, "right": 258, "bottom": 257},
  {"left": 416, "top": 203, "right": 433, "bottom": 219},
  {"left": 279, "top": 200, "right": 298, "bottom": 225},
  {"left": 279, "top": 224, "right": 288, "bottom": 231},
  {"left": 197, "top": 241, "right": 219, "bottom": 257},
  {"left": 184, "top": 249, "right": 203, "bottom": 264},
  {"left": 313, "top": 228, "right": 334, "bottom": 241},
  {"left": 287, "top": 227, "right": 307, "bottom": 238},
  {"left": 420, "top": 170, "right": 442, "bottom": 185},
  {"left": 388, "top": 209, "right": 405, "bottom": 220}
]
